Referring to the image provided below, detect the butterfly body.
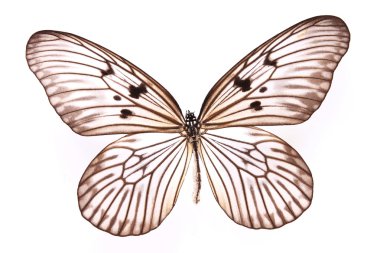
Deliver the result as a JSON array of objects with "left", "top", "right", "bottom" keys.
[
  {"left": 26, "top": 15, "right": 349, "bottom": 236},
  {"left": 183, "top": 110, "right": 203, "bottom": 203}
]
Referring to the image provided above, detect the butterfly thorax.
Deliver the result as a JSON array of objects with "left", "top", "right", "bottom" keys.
[{"left": 185, "top": 110, "right": 200, "bottom": 141}]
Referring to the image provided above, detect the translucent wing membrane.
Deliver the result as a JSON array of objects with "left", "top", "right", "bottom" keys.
[
  {"left": 199, "top": 16, "right": 350, "bottom": 129},
  {"left": 78, "top": 132, "right": 191, "bottom": 236},
  {"left": 199, "top": 127, "right": 312, "bottom": 228},
  {"left": 26, "top": 31, "right": 184, "bottom": 135}
]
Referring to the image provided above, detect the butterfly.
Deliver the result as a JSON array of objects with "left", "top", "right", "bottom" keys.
[{"left": 26, "top": 15, "right": 350, "bottom": 236}]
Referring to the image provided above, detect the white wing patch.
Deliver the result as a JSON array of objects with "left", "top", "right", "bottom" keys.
[
  {"left": 78, "top": 132, "right": 192, "bottom": 236},
  {"left": 200, "top": 127, "right": 312, "bottom": 228}
]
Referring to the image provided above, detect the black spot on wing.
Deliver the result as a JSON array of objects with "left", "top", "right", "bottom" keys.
[
  {"left": 234, "top": 77, "right": 251, "bottom": 92},
  {"left": 113, "top": 95, "right": 121, "bottom": 101},
  {"left": 129, "top": 83, "right": 148, "bottom": 99},
  {"left": 101, "top": 62, "right": 114, "bottom": 76},
  {"left": 250, "top": 101, "right": 263, "bottom": 111},
  {"left": 259, "top": 87, "right": 267, "bottom": 93},
  {"left": 263, "top": 55, "right": 277, "bottom": 67},
  {"left": 120, "top": 109, "right": 132, "bottom": 118}
]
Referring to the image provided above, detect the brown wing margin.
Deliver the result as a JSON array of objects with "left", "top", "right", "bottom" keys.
[
  {"left": 78, "top": 132, "right": 192, "bottom": 236},
  {"left": 198, "top": 16, "right": 350, "bottom": 129},
  {"left": 26, "top": 31, "right": 184, "bottom": 135}
]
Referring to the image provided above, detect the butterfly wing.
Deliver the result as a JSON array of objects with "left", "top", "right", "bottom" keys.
[
  {"left": 199, "top": 127, "right": 312, "bottom": 228},
  {"left": 199, "top": 15, "right": 350, "bottom": 129},
  {"left": 78, "top": 132, "right": 191, "bottom": 236},
  {"left": 26, "top": 31, "right": 184, "bottom": 135}
]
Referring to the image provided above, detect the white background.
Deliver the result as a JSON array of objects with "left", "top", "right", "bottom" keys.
[{"left": 1, "top": 0, "right": 379, "bottom": 252}]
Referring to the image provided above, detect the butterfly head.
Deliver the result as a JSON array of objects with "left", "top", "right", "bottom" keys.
[{"left": 185, "top": 110, "right": 196, "bottom": 121}]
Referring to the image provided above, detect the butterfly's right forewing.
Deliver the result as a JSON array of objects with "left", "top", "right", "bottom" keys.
[{"left": 199, "top": 16, "right": 350, "bottom": 129}]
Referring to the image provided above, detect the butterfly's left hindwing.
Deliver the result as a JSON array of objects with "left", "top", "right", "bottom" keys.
[
  {"left": 26, "top": 31, "right": 184, "bottom": 135},
  {"left": 78, "top": 132, "right": 191, "bottom": 236}
]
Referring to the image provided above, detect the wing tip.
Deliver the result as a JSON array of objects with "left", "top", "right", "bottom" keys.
[{"left": 307, "top": 15, "right": 350, "bottom": 37}]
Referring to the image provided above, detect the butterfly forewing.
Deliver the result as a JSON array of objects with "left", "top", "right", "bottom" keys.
[
  {"left": 199, "top": 127, "right": 312, "bottom": 228},
  {"left": 78, "top": 132, "right": 192, "bottom": 236},
  {"left": 199, "top": 16, "right": 350, "bottom": 129},
  {"left": 26, "top": 31, "right": 184, "bottom": 135}
]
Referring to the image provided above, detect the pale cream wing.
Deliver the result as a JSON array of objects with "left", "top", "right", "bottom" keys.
[
  {"left": 26, "top": 30, "right": 184, "bottom": 135},
  {"left": 199, "top": 16, "right": 350, "bottom": 129},
  {"left": 199, "top": 127, "right": 312, "bottom": 228},
  {"left": 78, "top": 132, "right": 191, "bottom": 236}
]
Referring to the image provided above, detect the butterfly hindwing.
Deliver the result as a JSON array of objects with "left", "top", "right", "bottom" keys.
[
  {"left": 198, "top": 16, "right": 350, "bottom": 129},
  {"left": 78, "top": 132, "right": 192, "bottom": 236},
  {"left": 26, "top": 31, "right": 184, "bottom": 135},
  {"left": 199, "top": 127, "right": 312, "bottom": 228}
]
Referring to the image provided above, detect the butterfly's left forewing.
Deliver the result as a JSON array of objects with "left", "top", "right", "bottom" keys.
[
  {"left": 26, "top": 31, "right": 184, "bottom": 135},
  {"left": 78, "top": 132, "right": 192, "bottom": 236}
]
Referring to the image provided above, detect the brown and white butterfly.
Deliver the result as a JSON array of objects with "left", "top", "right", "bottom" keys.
[{"left": 26, "top": 15, "right": 350, "bottom": 236}]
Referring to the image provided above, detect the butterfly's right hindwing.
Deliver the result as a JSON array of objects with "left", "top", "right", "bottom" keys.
[{"left": 199, "top": 127, "right": 312, "bottom": 229}]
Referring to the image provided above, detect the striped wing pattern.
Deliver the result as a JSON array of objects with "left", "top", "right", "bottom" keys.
[
  {"left": 78, "top": 132, "right": 191, "bottom": 236},
  {"left": 26, "top": 31, "right": 184, "bottom": 135},
  {"left": 199, "top": 16, "right": 350, "bottom": 129},
  {"left": 26, "top": 15, "right": 350, "bottom": 236},
  {"left": 200, "top": 127, "right": 312, "bottom": 228}
]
